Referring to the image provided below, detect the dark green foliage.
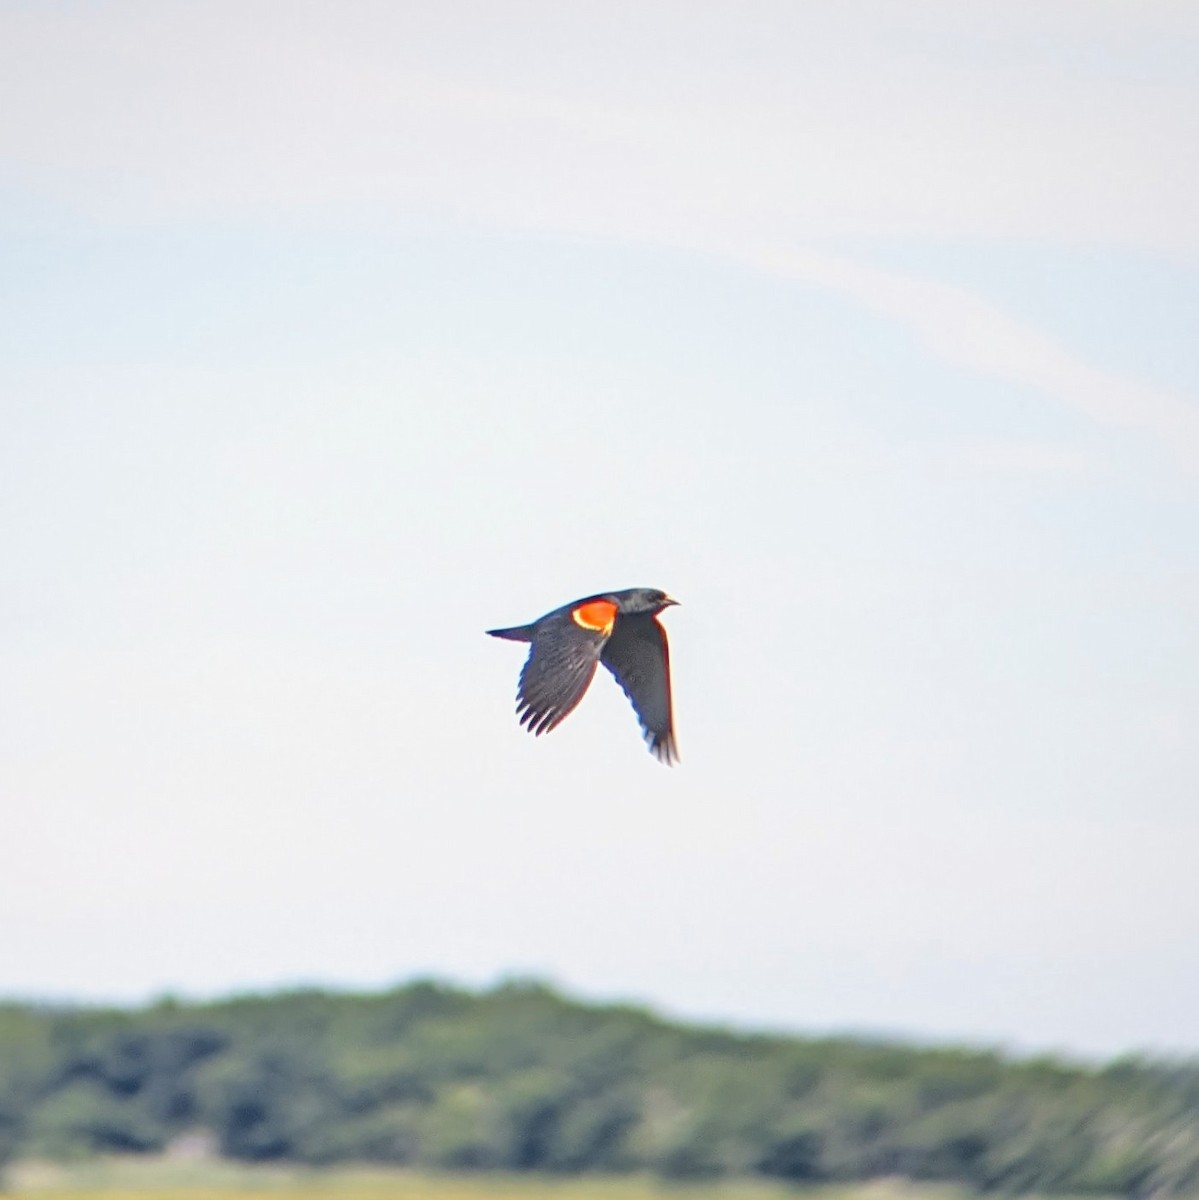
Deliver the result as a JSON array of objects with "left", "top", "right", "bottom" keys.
[{"left": 0, "top": 980, "right": 1198, "bottom": 1195}]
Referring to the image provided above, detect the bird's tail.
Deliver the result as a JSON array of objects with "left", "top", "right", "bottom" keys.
[{"left": 486, "top": 624, "right": 535, "bottom": 642}]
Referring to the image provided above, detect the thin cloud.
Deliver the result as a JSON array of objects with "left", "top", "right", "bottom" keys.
[
  {"left": 725, "top": 243, "right": 1199, "bottom": 469},
  {"left": 2, "top": 3, "right": 1195, "bottom": 470},
  {"left": 954, "top": 440, "right": 1096, "bottom": 479}
]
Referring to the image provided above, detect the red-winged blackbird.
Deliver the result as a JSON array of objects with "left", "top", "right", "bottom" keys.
[{"left": 488, "top": 587, "right": 679, "bottom": 764}]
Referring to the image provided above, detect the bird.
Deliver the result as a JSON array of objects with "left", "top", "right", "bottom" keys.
[{"left": 487, "top": 587, "right": 679, "bottom": 764}]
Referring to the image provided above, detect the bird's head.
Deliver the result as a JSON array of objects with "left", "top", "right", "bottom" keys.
[{"left": 612, "top": 587, "right": 680, "bottom": 614}]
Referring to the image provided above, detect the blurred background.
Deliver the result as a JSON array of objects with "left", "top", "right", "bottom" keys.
[{"left": 2, "top": 1, "right": 1199, "bottom": 1193}]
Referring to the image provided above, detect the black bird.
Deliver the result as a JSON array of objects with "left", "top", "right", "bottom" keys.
[{"left": 488, "top": 587, "right": 679, "bottom": 763}]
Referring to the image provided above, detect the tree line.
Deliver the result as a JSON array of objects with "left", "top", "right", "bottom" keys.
[{"left": 1, "top": 979, "right": 1198, "bottom": 1195}]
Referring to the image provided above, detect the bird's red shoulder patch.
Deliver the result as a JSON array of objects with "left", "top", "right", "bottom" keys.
[{"left": 571, "top": 599, "right": 617, "bottom": 636}]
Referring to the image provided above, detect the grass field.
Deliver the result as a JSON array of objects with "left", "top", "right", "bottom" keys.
[{"left": 2, "top": 1158, "right": 971, "bottom": 1200}]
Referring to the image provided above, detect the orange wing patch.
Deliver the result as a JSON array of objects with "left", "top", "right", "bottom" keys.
[{"left": 571, "top": 599, "right": 618, "bottom": 636}]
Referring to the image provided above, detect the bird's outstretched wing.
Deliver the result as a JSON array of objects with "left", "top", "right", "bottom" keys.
[
  {"left": 600, "top": 613, "right": 677, "bottom": 764},
  {"left": 516, "top": 615, "right": 607, "bottom": 736}
]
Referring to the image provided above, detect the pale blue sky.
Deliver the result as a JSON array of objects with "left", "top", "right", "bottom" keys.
[{"left": 2, "top": 0, "right": 1198, "bottom": 1059}]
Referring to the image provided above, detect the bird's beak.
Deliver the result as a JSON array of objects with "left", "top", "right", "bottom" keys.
[{"left": 663, "top": 595, "right": 680, "bottom": 607}]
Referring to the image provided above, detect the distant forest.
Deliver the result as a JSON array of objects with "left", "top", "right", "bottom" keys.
[{"left": 2, "top": 980, "right": 1198, "bottom": 1195}]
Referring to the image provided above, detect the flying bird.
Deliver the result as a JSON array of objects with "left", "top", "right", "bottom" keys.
[{"left": 487, "top": 587, "right": 679, "bottom": 763}]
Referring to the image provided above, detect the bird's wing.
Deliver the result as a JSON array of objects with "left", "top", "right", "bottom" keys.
[
  {"left": 600, "top": 613, "right": 677, "bottom": 763},
  {"left": 516, "top": 615, "right": 606, "bottom": 736}
]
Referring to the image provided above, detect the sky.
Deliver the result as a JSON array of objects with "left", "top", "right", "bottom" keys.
[{"left": 2, "top": 0, "right": 1198, "bottom": 1061}]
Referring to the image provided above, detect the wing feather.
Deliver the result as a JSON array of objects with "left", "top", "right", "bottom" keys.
[
  {"left": 600, "top": 613, "right": 677, "bottom": 763},
  {"left": 515, "top": 615, "right": 605, "bottom": 737}
]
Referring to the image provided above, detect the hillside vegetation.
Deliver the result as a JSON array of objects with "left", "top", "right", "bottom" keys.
[{"left": 1, "top": 981, "right": 1197, "bottom": 1195}]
